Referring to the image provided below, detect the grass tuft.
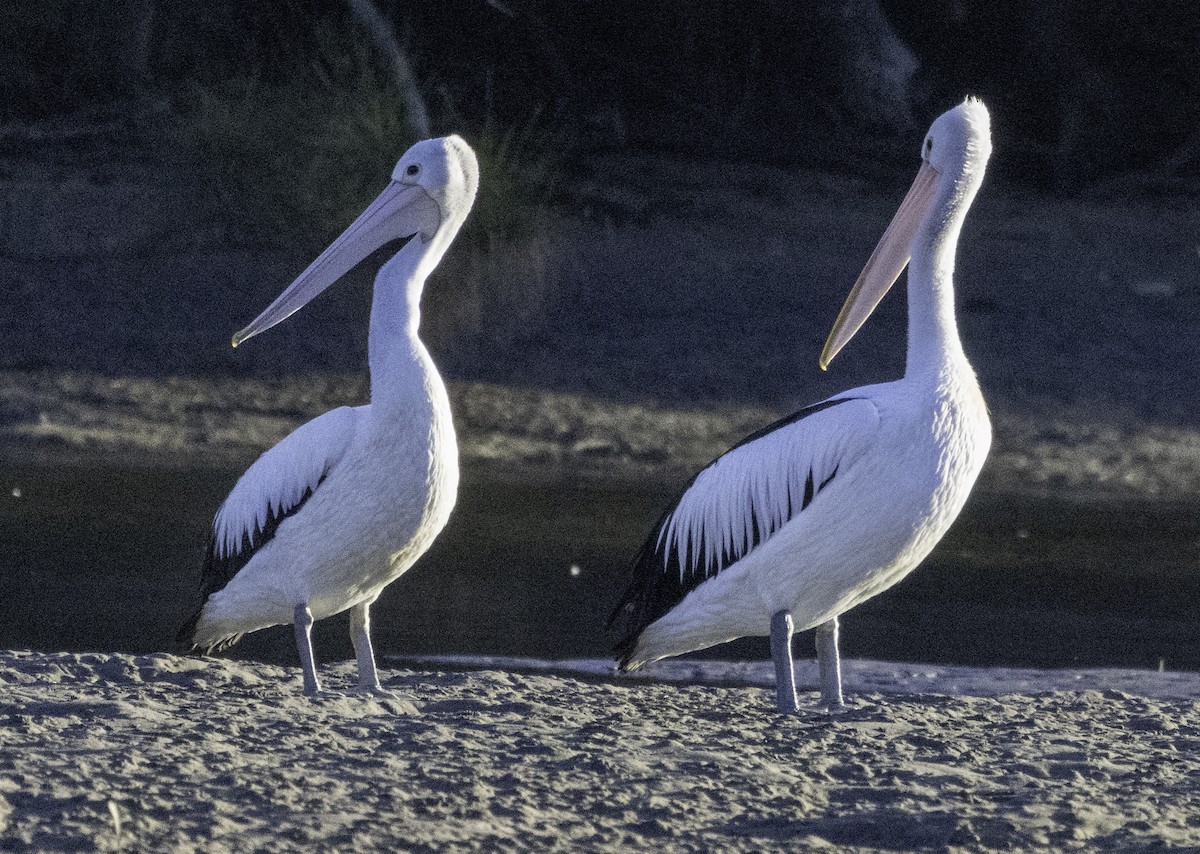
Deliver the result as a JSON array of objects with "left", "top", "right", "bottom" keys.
[
  {"left": 176, "top": 23, "right": 416, "bottom": 247},
  {"left": 173, "top": 16, "right": 574, "bottom": 350}
]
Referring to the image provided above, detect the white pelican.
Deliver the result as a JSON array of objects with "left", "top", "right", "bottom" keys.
[
  {"left": 608, "top": 100, "right": 993, "bottom": 714},
  {"left": 178, "top": 136, "right": 479, "bottom": 695}
]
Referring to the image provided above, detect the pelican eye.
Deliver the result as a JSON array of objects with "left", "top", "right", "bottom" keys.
[
  {"left": 406, "top": 164, "right": 420, "bottom": 176},
  {"left": 924, "top": 139, "right": 933, "bottom": 156}
]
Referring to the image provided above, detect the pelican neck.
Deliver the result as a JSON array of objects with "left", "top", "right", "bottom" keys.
[
  {"left": 366, "top": 225, "right": 454, "bottom": 406},
  {"left": 903, "top": 177, "right": 975, "bottom": 379}
]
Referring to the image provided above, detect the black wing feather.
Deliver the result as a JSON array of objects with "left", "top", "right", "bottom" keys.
[
  {"left": 607, "top": 397, "right": 855, "bottom": 667},
  {"left": 176, "top": 475, "right": 325, "bottom": 650}
]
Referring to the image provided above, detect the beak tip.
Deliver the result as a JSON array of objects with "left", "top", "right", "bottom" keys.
[{"left": 231, "top": 324, "right": 258, "bottom": 349}]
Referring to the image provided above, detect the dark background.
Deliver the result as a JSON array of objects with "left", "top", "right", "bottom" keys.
[
  {"left": 3, "top": 0, "right": 1198, "bottom": 189},
  {"left": 3, "top": 1, "right": 1198, "bottom": 406}
]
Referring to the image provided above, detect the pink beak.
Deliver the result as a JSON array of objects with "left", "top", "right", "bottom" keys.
[
  {"left": 820, "top": 162, "right": 940, "bottom": 369},
  {"left": 232, "top": 182, "right": 441, "bottom": 347}
]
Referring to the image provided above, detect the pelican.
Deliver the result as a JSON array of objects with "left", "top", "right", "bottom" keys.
[
  {"left": 177, "top": 136, "right": 478, "bottom": 695},
  {"left": 608, "top": 100, "right": 993, "bottom": 714}
]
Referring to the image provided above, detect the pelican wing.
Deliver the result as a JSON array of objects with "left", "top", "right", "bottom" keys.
[
  {"left": 211, "top": 406, "right": 360, "bottom": 558},
  {"left": 609, "top": 396, "right": 880, "bottom": 659},
  {"left": 178, "top": 405, "right": 361, "bottom": 649},
  {"left": 195, "top": 405, "right": 360, "bottom": 604}
]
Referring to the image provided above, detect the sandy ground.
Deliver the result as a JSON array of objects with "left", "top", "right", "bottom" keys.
[
  {"left": 5, "top": 368, "right": 1200, "bottom": 501},
  {"left": 3, "top": 650, "right": 1200, "bottom": 852}
]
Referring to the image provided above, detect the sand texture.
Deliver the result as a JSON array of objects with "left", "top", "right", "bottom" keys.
[{"left": 3, "top": 650, "right": 1199, "bottom": 852}]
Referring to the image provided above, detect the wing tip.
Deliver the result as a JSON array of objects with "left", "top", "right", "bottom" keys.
[
  {"left": 605, "top": 395, "right": 865, "bottom": 671},
  {"left": 173, "top": 612, "right": 244, "bottom": 656},
  {"left": 175, "top": 609, "right": 202, "bottom": 649},
  {"left": 613, "top": 635, "right": 643, "bottom": 673}
]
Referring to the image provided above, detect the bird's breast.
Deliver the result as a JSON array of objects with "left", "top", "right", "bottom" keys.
[
  {"left": 872, "top": 371, "right": 988, "bottom": 522},
  {"left": 362, "top": 398, "right": 459, "bottom": 554},
  {"left": 267, "top": 397, "right": 458, "bottom": 614},
  {"left": 840, "top": 373, "right": 989, "bottom": 591}
]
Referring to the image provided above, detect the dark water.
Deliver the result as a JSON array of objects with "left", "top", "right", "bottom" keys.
[{"left": 2, "top": 462, "right": 1199, "bottom": 672}]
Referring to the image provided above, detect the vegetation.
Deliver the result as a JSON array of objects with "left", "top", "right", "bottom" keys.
[
  {"left": 176, "top": 25, "right": 421, "bottom": 248},
  {"left": 163, "top": 9, "right": 570, "bottom": 352},
  {"left": 174, "top": 15, "right": 568, "bottom": 252},
  {"left": 0, "top": 1, "right": 153, "bottom": 119},
  {"left": 6, "top": 2, "right": 1198, "bottom": 185}
]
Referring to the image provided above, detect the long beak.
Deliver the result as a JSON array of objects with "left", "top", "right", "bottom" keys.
[
  {"left": 819, "top": 162, "right": 940, "bottom": 370},
  {"left": 232, "top": 183, "right": 441, "bottom": 347}
]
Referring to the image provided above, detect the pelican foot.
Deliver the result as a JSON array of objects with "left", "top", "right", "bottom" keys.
[
  {"left": 818, "top": 697, "right": 849, "bottom": 716},
  {"left": 814, "top": 616, "right": 845, "bottom": 713}
]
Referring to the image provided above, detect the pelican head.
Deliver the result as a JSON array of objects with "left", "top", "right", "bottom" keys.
[
  {"left": 819, "top": 99, "right": 992, "bottom": 369},
  {"left": 232, "top": 135, "right": 480, "bottom": 347},
  {"left": 393, "top": 135, "right": 480, "bottom": 230},
  {"left": 923, "top": 97, "right": 992, "bottom": 191}
]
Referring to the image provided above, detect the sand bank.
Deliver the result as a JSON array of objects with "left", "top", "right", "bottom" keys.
[
  {"left": 3, "top": 650, "right": 1199, "bottom": 852},
  {"left": 5, "top": 370, "right": 1200, "bottom": 502}
]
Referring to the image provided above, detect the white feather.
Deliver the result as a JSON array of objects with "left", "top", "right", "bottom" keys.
[
  {"left": 213, "top": 406, "right": 361, "bottom": 558},
  {"left": 662, "top": 398, "right": 881, "bottom": 578}
]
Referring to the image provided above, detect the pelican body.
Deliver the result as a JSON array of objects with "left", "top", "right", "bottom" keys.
[
  {"left": 178, "top": 136, "right": 479, "bottom": 694},
  {"left": 609, "top": 101, "right": 993, "bottom": 714}
]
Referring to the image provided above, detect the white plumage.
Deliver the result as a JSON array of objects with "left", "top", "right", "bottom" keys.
[
  {"left": 610, "top": 100, "right": 994, "bottom": 714},
  {"left": 179, "top": 136, "right": 478, "bottom": 695},
  {"left": 211, "top": 406, "right": 357, "bottom": 560},
  {"left": 658, "top": 398, "right": 875, "bottom": 580}
]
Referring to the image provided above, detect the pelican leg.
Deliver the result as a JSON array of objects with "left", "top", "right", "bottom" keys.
[
  {"left": 349, "top": 600, "right": 383, "bottom": 691},
  {"left": 770, "top": 610, "right": 800, "bottom": 715},
  {"left": 293, "top": 603, "right": 321, "bottom": 695},
  {"left": 815, "top": 616, "right": 846, "bottom": 711}
]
